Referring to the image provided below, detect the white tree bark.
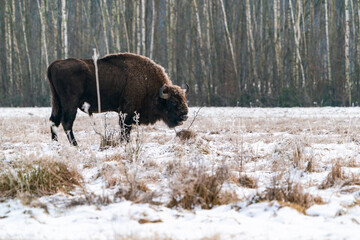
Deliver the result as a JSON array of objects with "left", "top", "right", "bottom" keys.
[
  {"left": 83, "top": 1, "right": 99, "bottom": 51},
  {"left": 113, "top": 1, "right": 121, "bottom": 51},
  {"left": 245, "top": 0, "right": 258, "bottom": 89},
  {"left": 136, "top": 0, "right": 141, "bottom": 54},
  {"left": 140, "top": 0, "right": 146, "bottom": 55},
  {"left": 5, "top": 1, "right": 12, "bottom": 87},
  {"left": 357, "top": 0, "right": 360, "bottom": 85},
  {"left": 345, "top": 0, "right": 351, "bottom": 105},
  {"left": 37, "top": 0, "right": 49, "bottom": 95},
  {"left": 149, "top": 0, "right": 155, "bottom": 59},
  {"left": 289, "top": 0, "right": 306, "bottom": 88},
  {"left": 219, "top": 0, "right": 238, "bottom": 78},
  {"left": 167, "top": 0, "right": 175, "bottom": 76},
  {"left": 274, "top": 0, "right": 281, "bottom": 87},
  {"left": 100, "top": 0, "right": 109, "bottom": 54},
  {"left": 120, "top": 0, "right": 130, "bottom": 52},
  {"left": 204, "top": 0, "right": 213, "bottom": 95},
  {"left": 37, "top": 0, "right": 49, "bottom": 67},
  {"left": 324, "top": 0, "right": 332, "bottom": 85},
  {"left": 193, "top": 0, "right": 209, "bottom": 102},
  {"left": 61, "top": 0, "right": 68, "bottom": 58},
  {"left": 19, "top": 1, "right": 32, "bottom": 82},
  {"left": 193, "top": 0, "right": 203, "bottom": 50},
  {"left": 11, "top": 0, "right": 21, "bottom": 83}
]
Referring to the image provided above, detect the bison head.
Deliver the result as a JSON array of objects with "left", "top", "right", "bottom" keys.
[{"left": 159, "top": 84, "right": 189, "bottom": 128}]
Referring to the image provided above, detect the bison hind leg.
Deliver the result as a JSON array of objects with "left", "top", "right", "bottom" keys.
[
  {"left": 50, "top": 121, "right": 58, "bottom": 141},
  {"left": 50, "top": 112, "right": 61, "bottom": 142}
]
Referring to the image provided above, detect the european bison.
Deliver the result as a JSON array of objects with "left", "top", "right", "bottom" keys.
[{"left": 47, "top": 52, "right": 189, "bottom": 146}]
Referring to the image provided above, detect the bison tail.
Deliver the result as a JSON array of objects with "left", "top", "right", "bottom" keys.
[{"left": 47, "top": 63, "right": 62, "bottom": 126}]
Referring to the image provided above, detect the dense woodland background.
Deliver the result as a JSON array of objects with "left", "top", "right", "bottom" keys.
[{"left": 1, "top": 0, "right": 360, "bottom": 107}]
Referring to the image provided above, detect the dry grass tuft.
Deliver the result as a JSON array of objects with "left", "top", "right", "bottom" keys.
[
  {"left": 114, "top": 234, "right": 174, "bottom": 240},
  {"left": 305, "top": 159, "right": 314, "bottom": 172},
  {"left": 319, "top": 162, "right": 344, "bottom": 189},
  {"left": 100, "top": 132, "right": 121, "bottom": 149},
  {"left": 258, "top": 183, "right": 323, "bottom": 213},
  {"left": 176, "top": 129, "right": 196, "bottom": 141},
  {"left": 138, "top": 218, "right": 163, "bottom": 224},
  {"left": 167, "top": 166, "right": 229, "bottom": 209},
  {"left": 239, "top": 174, "right": 258, "bottom": 188},
  {"left": 114, "top": 181, "right": 161, "bottom": 205},
  {"left": 0, "top": 157, "right": 81, "bottom": 198}
]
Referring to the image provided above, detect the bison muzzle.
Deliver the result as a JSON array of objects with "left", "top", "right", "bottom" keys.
[{"left": 47, "top": 52, "right": 189, "bottom": 146}]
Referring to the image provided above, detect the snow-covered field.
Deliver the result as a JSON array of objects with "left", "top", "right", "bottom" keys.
[{"left": 1, "top": 107, "right": 360, "bottom": 239}]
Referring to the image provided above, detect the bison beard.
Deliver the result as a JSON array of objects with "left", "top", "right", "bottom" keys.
[{"left": 47, "top": 53, "right": 189, "bottom": 146}]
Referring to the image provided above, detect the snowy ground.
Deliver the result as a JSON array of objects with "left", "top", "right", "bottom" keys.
[{"left": 1, "top": 107, "right": 360, "bottom": 239}]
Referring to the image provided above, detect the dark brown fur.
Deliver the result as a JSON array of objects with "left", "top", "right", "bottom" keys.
[{"left": 48, "top": 52, "right": 188, "bottom": 145}]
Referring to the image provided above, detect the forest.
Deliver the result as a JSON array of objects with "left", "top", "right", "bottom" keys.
[{"left": 0, "top": 0, "right": 359, "bottom": 107}]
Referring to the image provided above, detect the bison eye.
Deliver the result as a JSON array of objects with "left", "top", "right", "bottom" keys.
[{"left": 170, "top": 101, "right": 177, "bottom": 107}]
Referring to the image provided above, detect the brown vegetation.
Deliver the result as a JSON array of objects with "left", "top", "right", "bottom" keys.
[
  {"left": 167, "top": 166, "right": 230, "bottom": 209},
  {"left": 257, "top": 183, "right": 324, "bottom": 213},
  {"left": 0, "top": 156, "right": 81, "bottom": 198},
  {"left": 1, "top": 107, "right": 360, "bottom": 217}
]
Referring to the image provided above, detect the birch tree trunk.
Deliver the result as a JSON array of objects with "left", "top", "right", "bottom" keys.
[
  {"left": 61, "top": 0, "right": 68, "bottom": 58},
  {"left": 345, "top": 0, "right": 351, "bottom": 105},
  {"left": 246, "top": 0, "right": 258, "bottom": 91},
  {"left": 11, "top": 0, "right": 21, "bottom": 100},
  {"left": 357, "top": 0, "right": 360, "bottom": 94},
  {"left": 19, "top": 0, "right": 32, "bottom": 103},
  {"left": 4, "top": 1, "right": 12, "bottom": 101},
  {"left": 37, "top": 0, "right": 49, "bottom": 96},
  {"left": 140, "top": 0, "right": 146, "bottom": 55},
  {"left": 193, "top": 0, "right": 210, "bottom": 103},
  {"left": 204, "top": 0, "right": 213, "bottom": 99},
  {"left": 100, "top": 0, "right": 109, "bottom": 54},
  {"left": 0, "top": 1, "right": 6, "bottom": 104},
  {"left": 113, "top": 1, "right": 121, "bottom": 51},
  {"left": 37, "top": 0, "right": 49, "bottom": 68},
  {"left": 83, "top": 1, "right": 99, "bottom": 51},
  {"left": 324, "top": 0, "right": 332, "bottom": 86},
  {"left": 273, "top": 0, "right": 282, "bottom": 91},
  {"left": 289, "top": 0, "right": 306, "bottom": 88},
  {"left": 219, "top": 0, "right": 238, "bottom": 78},
  {"left": 149, "top": 0, "right": 155, "bottom": 59},
  {"left": 167, "top": 0, "right": 175, "bottom": 77},
  {"left": 120, "top": 0, "right": 129, "bottom": 52},
  {"left": 136, "top": 0, "right": 141, "bottom": 54}
]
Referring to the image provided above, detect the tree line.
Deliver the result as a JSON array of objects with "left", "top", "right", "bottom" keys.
[{"left": 0, "top": 0, "right": 359, "bottom": 107}]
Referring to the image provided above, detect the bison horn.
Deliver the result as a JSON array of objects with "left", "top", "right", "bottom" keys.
[
  {"left": 184, "top": 83, "right": 190, "bottom": 94},
  {"left": 159, "top": 84, "right": 169, "bottom": 99}
]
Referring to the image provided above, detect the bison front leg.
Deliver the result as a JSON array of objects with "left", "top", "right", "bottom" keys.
[{"left": 61, "top": 108, "right": 78, "bottom": 146}]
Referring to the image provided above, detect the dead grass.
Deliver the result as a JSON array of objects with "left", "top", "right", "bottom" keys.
[
  {"left": 167, "top": 166, "right": 230, "bottom": 209},
  {"left": 176, "top": 129, "right": 196, "bottom": 141},
  {"left": 319, "top": 162, "right": 345, "bottom": 189},
  {"left": 138, "top": 218, "right": 163, "bottom": 224},
  {"left": 239, "top": 174, "right": 258, "bottom": 188},
  {"left": 114, "top": 234, "right": 174, "bottom": 240},
  {"left": 100, "top": 132, "right": 121, "bottom": 149},
  {"left": 0, "top": 156, "right": 81, "bottom": 198},
  {"left": 2, "top": 107, "right": 360, "bottom": 214},
  {"left": 257, "top": 183, "right": 324, "bottom": 213}
]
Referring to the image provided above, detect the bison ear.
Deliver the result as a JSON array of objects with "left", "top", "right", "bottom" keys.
[
  {"left": 159, "top": 84, "right": 169, "bottom": 99},
  {"left": 184, "top": 83, "right": 190, "bottom": 94}
]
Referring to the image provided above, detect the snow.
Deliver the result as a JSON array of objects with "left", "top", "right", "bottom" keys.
[{"left": 1, "top": 107, "right": 360, "bottom": 239}]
